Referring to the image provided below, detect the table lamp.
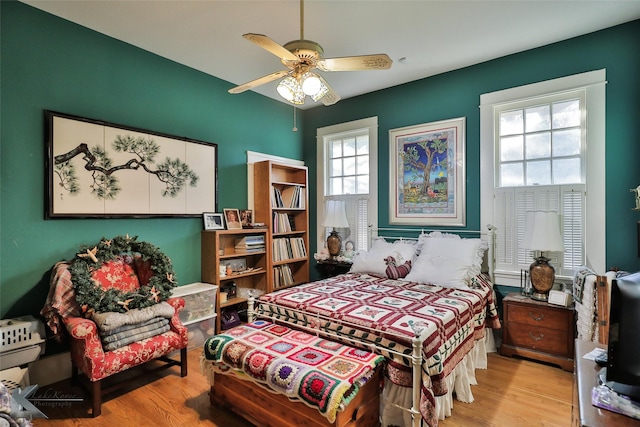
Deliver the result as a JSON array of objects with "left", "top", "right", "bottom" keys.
[
  {"left": 521, "top": 211, "right": 564, "bottom": 301},
  {"left": 322, "top": 200, "right": 349, "bottom": 258}
]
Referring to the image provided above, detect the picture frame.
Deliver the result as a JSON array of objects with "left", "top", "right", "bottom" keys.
[
  {"left": 221, "top": 257, "right": 247, "bottom": 273},
  {"left": 45, "top": 110, "right": 218, "bottom": 218},
  {"left": 223, "top": 208, "right": 242, "bottom": 229},
  {"left": 203, "top": 212, "right": 224, "bottom": 230},
  {"left": 389, "top": 117, "right": 466, "bottom": 226},
  {"left": 240, "top": 209, "right": 253, "bottom": 227}
]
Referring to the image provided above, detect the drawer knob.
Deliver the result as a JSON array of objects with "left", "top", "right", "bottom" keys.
[
  {"left": 528, "top": 312, "right": 544, "bottom": 321},
  {"left": 529, "top": 331, "right": 544, "bottom": 341}
]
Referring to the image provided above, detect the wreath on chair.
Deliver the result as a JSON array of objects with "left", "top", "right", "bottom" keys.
[{"left": 70, "top": 234, "right": 177, "bottom": 314}]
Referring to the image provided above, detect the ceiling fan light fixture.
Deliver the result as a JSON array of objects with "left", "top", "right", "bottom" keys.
[
  {"left": 301, "top": 72, "right": 322, "bottom": 96},
  {"left": 277, "top": 76, "right": 305, "bottom": 104}
]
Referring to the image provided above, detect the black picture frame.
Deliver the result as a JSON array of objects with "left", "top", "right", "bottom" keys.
[
  {"left": 45, "top": 110, "right": 218, "bottom": 218},
  {"left": 203, "top": 212, "right": 224, "bottom": 230}
]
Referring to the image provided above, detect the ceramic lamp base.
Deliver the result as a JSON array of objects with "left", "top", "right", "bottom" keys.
[
  {"left": 326, "top": 230, "right": 342, "bottom": 257},
  {"left": 529, "top": 256, "right": 555, "bottom": 302}
]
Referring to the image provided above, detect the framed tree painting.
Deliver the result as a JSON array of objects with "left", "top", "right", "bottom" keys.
[
  {"left": 389, "top": 117, "right": 466, "bottom": 226},
  {"left": 45, "top": 110, "right": 218, "bottom": 218}
]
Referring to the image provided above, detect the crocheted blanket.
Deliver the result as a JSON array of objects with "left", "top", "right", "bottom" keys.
[
  {"left": 256, "top": 272, "right": 500, "bottom": 427},
  {"left": 201, "top": 320, "right": 384, "bottom": 423}
]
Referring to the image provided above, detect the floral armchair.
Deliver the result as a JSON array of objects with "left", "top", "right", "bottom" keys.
[{"left": 41, "top": 236, "right": 189, "bottom": 417}]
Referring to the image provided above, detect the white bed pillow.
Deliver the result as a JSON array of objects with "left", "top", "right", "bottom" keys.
[
  {"left": 350, "top": 239, "right": 417, "bottom": 277},
  {"left": 415, "top": 231, "right": 461, "bottom": 255},
  {"left": 405, "top": 237, "right": 488, "bottom": 288},
  {"left": 405, "top": 256, "right": 471, "bottom": 289}
]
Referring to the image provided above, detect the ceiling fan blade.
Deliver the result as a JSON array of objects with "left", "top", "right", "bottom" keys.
[
  {"left": 317, "top": 75, "right": 341, "bottom": 106},
  {"left": 228, "top": 70, "right": 290, "bottom": 94},
  {"left": 317, "top": 54, "right": 393, "bottom": 72},
  {"left": 243, "top": 33, "right": 299, "bottom": 62}
]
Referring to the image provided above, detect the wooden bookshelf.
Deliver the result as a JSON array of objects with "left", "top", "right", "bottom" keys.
[
  {"left": 253, "top": 160, "right": 309, "bottom": 291},
  {"left": 200, "top": 229, "right": 268, "bottom": 333}
]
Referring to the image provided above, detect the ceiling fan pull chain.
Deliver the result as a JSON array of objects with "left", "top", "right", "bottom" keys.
[{"left": 292, "top": 106, "right": 298, "bottom": 132}]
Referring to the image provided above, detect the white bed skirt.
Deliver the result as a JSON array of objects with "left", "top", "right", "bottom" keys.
[{"left": 381, "top": 331, "right": 496, "bottom": 427}]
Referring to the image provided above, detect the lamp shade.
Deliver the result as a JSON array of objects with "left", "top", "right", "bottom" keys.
[
  {"left": 322, "top": 200, "right": 349, "bottom": 228},
  {"left": 521, "top": 211, "right": 564, "bottom": 252},
  {"left": 277, "top": 76, "right": 305, "bottom": 105}
]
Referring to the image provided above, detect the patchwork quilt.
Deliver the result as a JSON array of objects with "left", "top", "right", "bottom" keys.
[
  {"left": 202, "top": 320, "right": 384, "bottom": 423},
  {"left": 256, "top": 272, "right": 500, "bottom": 426}
]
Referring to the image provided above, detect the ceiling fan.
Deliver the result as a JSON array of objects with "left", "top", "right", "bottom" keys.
[{"left": 228, "top": 0, "right": 392, "bottom": 106}]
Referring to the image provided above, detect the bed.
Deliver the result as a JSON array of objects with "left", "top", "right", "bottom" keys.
[{"left": 240, "top": 227, "right": 501, "bottom": 427}]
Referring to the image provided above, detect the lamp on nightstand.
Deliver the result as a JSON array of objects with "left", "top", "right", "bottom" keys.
[
  {"left": 322, "top": 200, "right": 349, "bottom": 258},
  {"left": 521, "top": 211, "right": 564, "bottom": 301}
]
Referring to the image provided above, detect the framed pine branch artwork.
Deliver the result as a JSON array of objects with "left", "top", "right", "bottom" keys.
[{"left": 45, "top": 110, "right": 218, "bottom": 218}]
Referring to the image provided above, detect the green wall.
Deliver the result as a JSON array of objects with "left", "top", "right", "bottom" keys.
[
  {"left": 0, "top": 1, "right": 303, "bottom": 318},
  {"left": 304, "top": 19, "right": 640, "bottom": 282}
]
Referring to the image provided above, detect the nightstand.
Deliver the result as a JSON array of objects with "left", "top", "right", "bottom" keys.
[
  {"left": 501, "top": 293, "right": 575, "bottom": 371},
  {"left": 315, "top": 259, "right": 352, "bottom": 278}
]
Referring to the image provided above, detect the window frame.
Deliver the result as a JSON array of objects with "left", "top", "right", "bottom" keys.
[
  {"left": 480, "top": 70, "right": 606, "bottom": 287},
  {"left": 316, "top": 117, "right": 378, "bottom": 253}
]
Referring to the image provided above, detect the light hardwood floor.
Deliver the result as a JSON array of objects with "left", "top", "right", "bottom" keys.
[{"left": 31, "top": 349, "right": 572, "bottom": 427}]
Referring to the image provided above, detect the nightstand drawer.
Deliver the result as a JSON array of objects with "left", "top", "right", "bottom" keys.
[
  {"left": 505, "top": 323, "right": 570, "bottom": 355},
  {"left": 506, "top": 303, "right": 567, "bottom": 329}
]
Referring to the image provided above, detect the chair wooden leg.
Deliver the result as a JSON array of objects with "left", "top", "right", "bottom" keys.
[
  {"left": 92, "top": 380, "right": 101, "bottom": 417},
  {"left": 180, "top": 347, "right": 188, "bottom": 377}
]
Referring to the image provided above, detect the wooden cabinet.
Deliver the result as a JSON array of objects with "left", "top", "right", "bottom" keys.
[
  {"left": 501, "top": 293, "right": 575, "bottom": 371},
  {"left": 315, "top": 259, "right": 352, "bottom": 279},
  {"left": 201, "top": 229, "right": 268, "bottom": 333},
  {"left": 253, "top": 160, "right": 309, "bottom": 291}
]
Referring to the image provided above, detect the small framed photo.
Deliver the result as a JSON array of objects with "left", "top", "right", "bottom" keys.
[
  {"left": 203, "top": 212, "right": 224, "bottom": 230},
  {"left": 240, "top": 209, "right": 253, "bottom": 227},
  {"left": 223, "top": 208, "right": 242, "bottom": 229}
]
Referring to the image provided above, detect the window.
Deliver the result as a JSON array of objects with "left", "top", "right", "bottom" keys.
[
  {"left": 480, "top": 70, "right": 606, "bottom": 286},
  {"left": 317, "top": 117, "right": 378, "bottom": 253}
]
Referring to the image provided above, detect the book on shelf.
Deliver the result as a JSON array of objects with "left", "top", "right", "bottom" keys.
[
  {"left": 271, "top": 185, "right": 305, "bottom": 209},
  {"left": 280, "top": 185, "right": 305, "bottom": 209},
  {"left": 236, "top": 235, "right": 265, "bottom": 245},
  {"left": 272, "top": 187, "right": 284, "bottom": 208},
  {"left": 272, "top": 237, "right": 307, "bottom": 262},
  {"left": 235, "top": 235, "right": 266, "bottom": 253},
  {"left": 273, "top": 264, "right": 294, "bottom": 288},
  {"left": 272, "top": 212, "right": 296, "bottom": 233}
]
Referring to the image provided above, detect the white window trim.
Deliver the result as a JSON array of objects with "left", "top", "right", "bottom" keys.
[
  {"left": 316, "top": 117, "right": 378, "bottom": 252},
  {"left": 480, "top": 70, "right": 606, "bottom": 286}
]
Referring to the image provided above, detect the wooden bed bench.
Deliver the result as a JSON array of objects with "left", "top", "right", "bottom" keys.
[
  {"left": 209, "top": 366, "right": 381, "bottom": 427},
  {"left": 201, "top": 321, "right": 383, "bottom": 427}
]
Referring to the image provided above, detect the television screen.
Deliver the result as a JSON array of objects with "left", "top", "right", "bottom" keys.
[{"left": 603, "top": 271, "right": 640, "bottom": 400}]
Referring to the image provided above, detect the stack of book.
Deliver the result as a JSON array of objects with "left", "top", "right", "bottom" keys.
[
  {"left": 234, "top": 235, "right": 265, "bottom": 253},
  {"left": 272, "top": 212, "right": 295, "bottom": 233},
  {"left": 273, "top": 264, "right": 294, "bottom": 288},
  {"left": 272, "top": 237, "right": 307, "bottom": 261},
  {"left": 271, "top": 185, "right": 305, "bottom": 209}
]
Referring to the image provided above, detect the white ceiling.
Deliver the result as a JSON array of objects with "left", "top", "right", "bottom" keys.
[{"left": 22, "top": 0, "right": 640, "bottom": 110}]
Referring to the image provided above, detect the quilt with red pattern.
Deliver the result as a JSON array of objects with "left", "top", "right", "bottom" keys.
[
  {"left": 256, "top": 272, "right": 501, "bottom": 426},
  {"left": 202, "top": 320, "right": 384, "bottom": 423}
]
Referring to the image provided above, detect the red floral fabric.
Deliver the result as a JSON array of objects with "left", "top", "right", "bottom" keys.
[{"left": 91, "top": 255, "right": 140, "bottom": 293}]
